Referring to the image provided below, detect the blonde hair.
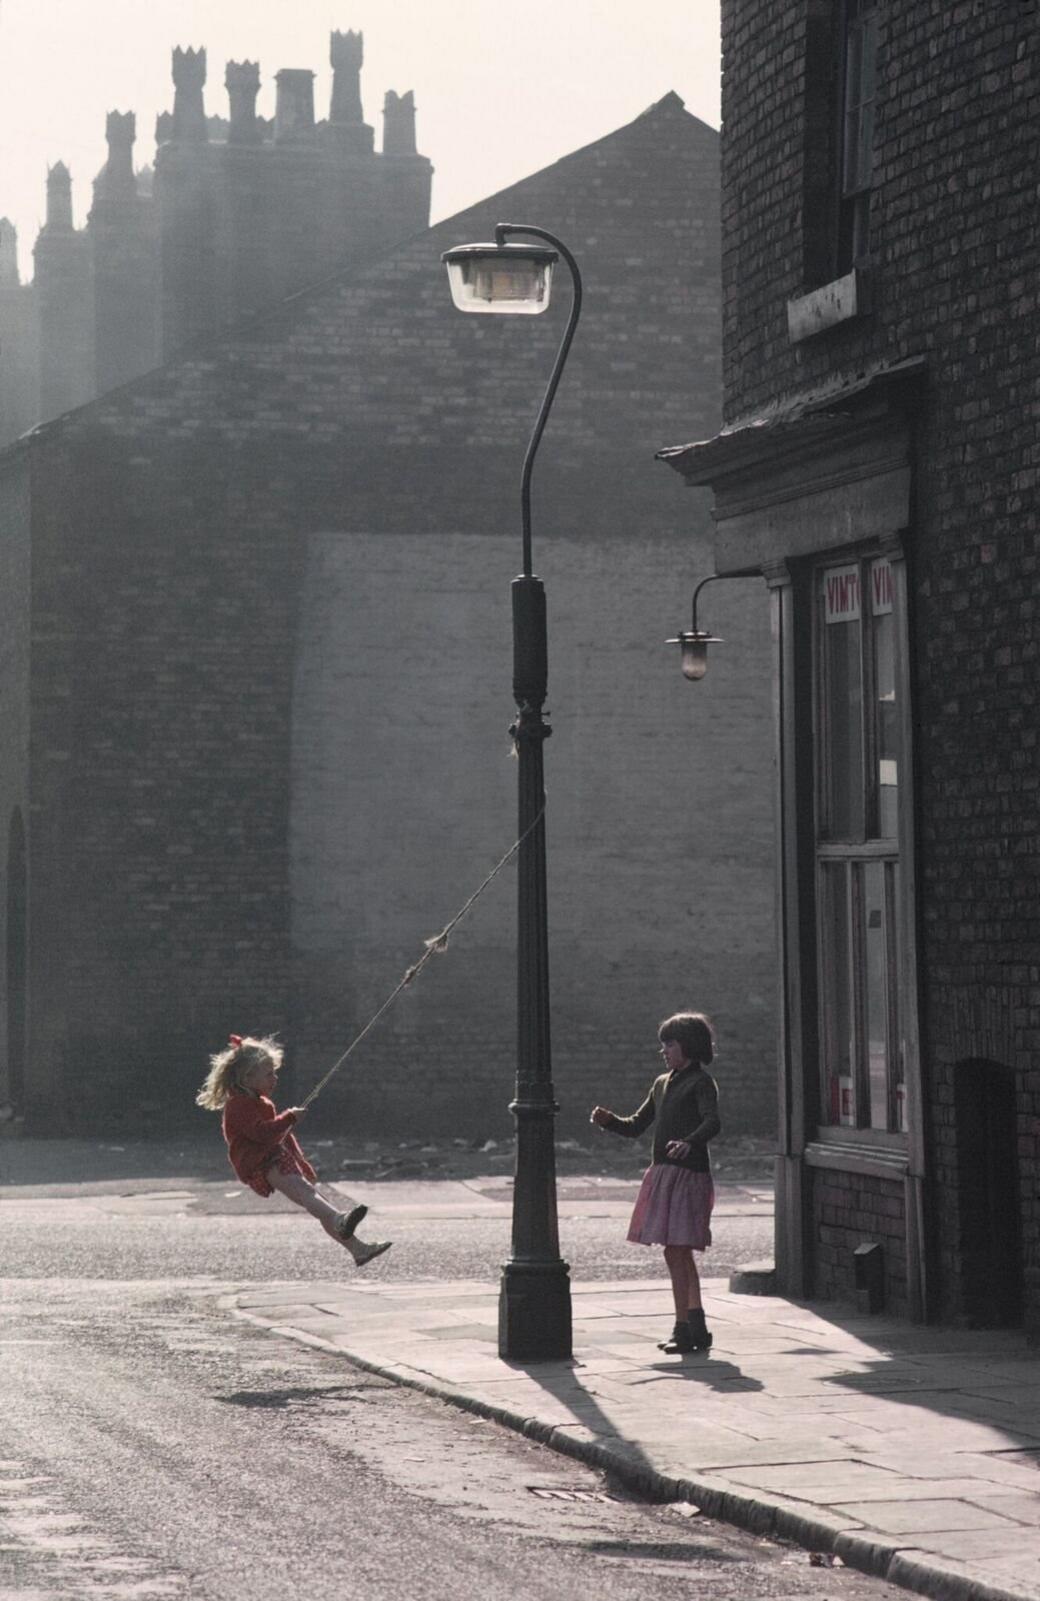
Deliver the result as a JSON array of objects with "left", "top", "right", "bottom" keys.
[{"left": 195, "top": 1034, "right": 284, "bottom": 1111}]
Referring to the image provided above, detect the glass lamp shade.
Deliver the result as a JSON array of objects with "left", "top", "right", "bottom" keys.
[
  {"left": 442, "top": 242, "right": 558, "bottom": 315},
  {"left": 667, "top": 630, "right": 723, "bottom": 682}
]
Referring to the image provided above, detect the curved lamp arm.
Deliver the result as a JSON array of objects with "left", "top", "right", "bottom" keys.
[
  {"left": 494, "top": 224, "right": 583, "bottom": 578},
  {"left": 689, "top": 572, "right": 724, "bottom": 634},
  {"left": 667, "top": 568, "right": 759, "bottom": 680}
]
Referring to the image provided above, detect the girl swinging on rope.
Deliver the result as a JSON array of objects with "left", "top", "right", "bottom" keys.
[{"left": 196, "top": 1034, "right": 392, "bottom": 1267}]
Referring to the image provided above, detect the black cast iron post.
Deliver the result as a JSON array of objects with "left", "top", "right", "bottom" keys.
[{"left": 496, "top": 224, "right": 581, "bottom": 1361}]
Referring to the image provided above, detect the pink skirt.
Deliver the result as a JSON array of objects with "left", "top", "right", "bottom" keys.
[{"left": 627, "top": 1163, "right": 714, "bottom": 1249}]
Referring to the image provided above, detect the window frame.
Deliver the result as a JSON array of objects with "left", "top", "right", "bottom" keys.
[
  {"left": 812, "top": 548, "right": 906, "bottom": 1138},
  {"left": 800, "top": 0, "right": 879, "bottom": 291},
  {"left": 836, "top": 0, "right": 878, "bottom": 274}
]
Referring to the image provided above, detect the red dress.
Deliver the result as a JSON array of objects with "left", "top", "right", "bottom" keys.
[{"left": 222, "top": 1091, "right": 317, "bottom": 1197}]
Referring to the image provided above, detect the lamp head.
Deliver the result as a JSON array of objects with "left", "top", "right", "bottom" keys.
[
  {"left": 441, "top": 240, "right": 558, "bottom": 315},
  {"left": 666, "top": 629, "right": 723, "bottom": 681}
]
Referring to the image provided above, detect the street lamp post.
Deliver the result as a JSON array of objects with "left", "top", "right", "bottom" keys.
[{"left": 442, "top": 223, "right": 581, "bottom": 1360}]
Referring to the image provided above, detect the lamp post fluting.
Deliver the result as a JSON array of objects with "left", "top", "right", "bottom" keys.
[{"left": 443, "top": 223, "right": 581, "bottom": 1359}]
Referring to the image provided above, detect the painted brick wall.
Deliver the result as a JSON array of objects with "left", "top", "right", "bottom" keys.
[
  {"left": 10, "top": 97, "right": 778, "bottom": 1140},
  {"left": 290, "top": 529, "right": 773, "bottom": 1140},
  {"left": 719, "top": 1, "right": 1040, "bottom": 1317}
]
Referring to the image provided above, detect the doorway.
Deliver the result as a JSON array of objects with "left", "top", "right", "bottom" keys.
[{"left": 955, "top": 1058, "right": 1022, "bottom": 1326}]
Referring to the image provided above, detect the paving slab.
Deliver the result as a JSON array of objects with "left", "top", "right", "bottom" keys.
[{"left": 231, "top": 1275, "right": 1040, "bottom": 1601}]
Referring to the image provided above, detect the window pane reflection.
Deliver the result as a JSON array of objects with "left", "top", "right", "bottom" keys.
[
  {"left": 821, "top": 863, "right": 854, "bottom": 1126},
  {"left": 864, "top": 860, "right": 889, "bottom": 1130},
  {"left": 822, "top": 565, "right": 864, "bottom": 839},
  {"left": 871, "top": 559, "right": 899, "bottom": 839}
]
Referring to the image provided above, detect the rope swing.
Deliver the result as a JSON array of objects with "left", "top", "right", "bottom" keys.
[{"left": 299, "top": 804, "right": 546, "bottom": 1109}]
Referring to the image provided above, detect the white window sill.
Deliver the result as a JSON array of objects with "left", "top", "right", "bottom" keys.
[
  {"left": 787, "top": 268, "right": 870, "bottom": 343},
  {"left": 804, "top": 1132, "right": 908, "bottom": 1181}
]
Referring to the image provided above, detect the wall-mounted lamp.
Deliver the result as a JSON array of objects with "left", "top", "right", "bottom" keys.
[{"left": 667, "top": 574, "right": 724, "bottom": 681}]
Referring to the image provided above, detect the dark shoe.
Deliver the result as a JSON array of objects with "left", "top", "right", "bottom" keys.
[
  {"left": 660, "top": 1320, "right": 694, "bottom": 1354},
  {"left": 356, "top": 1240, "right": 392, "bottom": 1268},
  {"left": 687, "top": 1309, "right": 713, "bottom": 1352},
  {"left": 335, "top": 1204, "right": 368, "bottom": 1242}
]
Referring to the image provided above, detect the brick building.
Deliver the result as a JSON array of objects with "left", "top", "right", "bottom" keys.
[
  {"left": 662, "top": 3, "right": 1040, "bottom": 1329},
  {"left": 0, "top": 96, "right": 776, "bottom": 1143},
  {"left": 0, "top": 31, "right": 431, "bottom": 443}
]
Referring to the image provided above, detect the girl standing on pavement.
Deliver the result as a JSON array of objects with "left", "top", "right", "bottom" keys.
[
  {"left": 196, "top": 1034, "right": 391, "bottom": 1268},
  {"left": 590, "top": 1011, "right": 720, "bottom": 1354}
]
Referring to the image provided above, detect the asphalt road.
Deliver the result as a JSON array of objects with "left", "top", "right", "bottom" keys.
[{"left": 0, "top": 1171, "right": 906, "bottom": 1601}]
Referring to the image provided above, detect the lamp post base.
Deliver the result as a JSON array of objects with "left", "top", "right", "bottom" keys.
[{"left": 499, "top": 1259, "right": 573, "bottom": 1361}]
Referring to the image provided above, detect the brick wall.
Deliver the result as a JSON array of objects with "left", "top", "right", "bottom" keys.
[
  {"left": 10, "top": 97, "right": 778, "bottom": 1139},
  {"left": 33, "top": 226, "right": 94, "bottom": 423},
  {"left": 0, "top": 451, "right": 31, "bottom": 1107},
  {"left": 0, "top": 282, "right": 39, "bottom": 445},
  {"left": 290, "top": 528, "right": 773, "bottom": 1140},
  {"left": 719, "top": 1, "right": 1040, "bottom": 1316},
  {"left": 810, "top": 1168, "right": 908, "bottom": 1318}
]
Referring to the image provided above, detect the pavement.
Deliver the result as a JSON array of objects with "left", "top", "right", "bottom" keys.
[{"left": 230, "top": 1180, "right": 1040, "bottom": 1601}]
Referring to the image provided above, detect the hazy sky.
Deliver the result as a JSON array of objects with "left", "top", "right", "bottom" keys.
[{"left": 0, "top": 1, "right": 721, "bottom": 278}]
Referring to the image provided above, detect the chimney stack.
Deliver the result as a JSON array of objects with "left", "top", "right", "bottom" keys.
[
  {"left": 327, "top": 31, "right": 373, "bottom": 154},
  {"left": 45, "top": 162, "right": 74, "bottom": 231},
  {"left": 226, "top": 61, "right": 261, "bottom": 145},
  {"left": 0, "top": 219, "right": 19, "bottom": 287},
  {"left": 330, "top": 30, "right": 364, "bottom": 125},
  {"left": 383, "top": 91, "right": 417, "bottom": 157},
  {"left": 94, "top": 111, "right": 138, "bottom": 205},
  {"left": 274, "top": 69, "right": 316, "bottom": 143},
  {"left": 171, "top": 47, "right": 209, "bottom": 142}
]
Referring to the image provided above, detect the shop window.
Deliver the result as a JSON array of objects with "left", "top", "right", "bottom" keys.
[{"left": 815, "top": 555, "right": 905, "bottom": 1133}]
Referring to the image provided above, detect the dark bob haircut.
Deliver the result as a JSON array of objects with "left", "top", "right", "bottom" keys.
[{"left": 657, "top": 1011, "right": 715, "bottom": 1067}]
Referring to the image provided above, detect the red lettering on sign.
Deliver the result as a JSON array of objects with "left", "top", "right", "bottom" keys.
[
  {"left": 826, "top": 571, "right": 860, "bottom": 618},
  {"left": 872, "top": 563, "right": 893, "bottom": 611}
]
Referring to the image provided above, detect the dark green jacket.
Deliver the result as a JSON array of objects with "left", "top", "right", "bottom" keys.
[{"left": 603, "top": 1065, "right": 720, "bottom": 1173}]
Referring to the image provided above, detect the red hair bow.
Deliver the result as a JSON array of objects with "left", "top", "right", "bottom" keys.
[{"left": 228, "top": 1033, "right": 243, "bottom": 1048}]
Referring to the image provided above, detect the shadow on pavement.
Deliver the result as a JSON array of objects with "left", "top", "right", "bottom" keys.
[
  {"left": 511, "top": 1355, "right": 661, "bottom": 1485},
  {"left": 794, "top": 1301, "right": 1040, "bottom": 1457},
  {"left": 638, "top": 1357, "right": 765, "bottom": 1392}
]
